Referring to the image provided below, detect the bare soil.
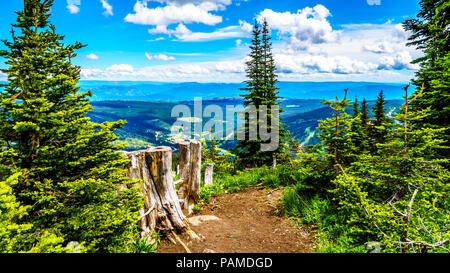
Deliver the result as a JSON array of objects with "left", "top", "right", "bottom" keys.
[{"left": 158, "top": 186, "right": 316, "bottom": 253}]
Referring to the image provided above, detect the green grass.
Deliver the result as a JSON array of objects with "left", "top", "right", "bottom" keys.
[{"left": 199, "top": 167, "right": 270, "bottom": 204}]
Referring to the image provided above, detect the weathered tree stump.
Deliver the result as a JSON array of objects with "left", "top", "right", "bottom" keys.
[
  {"left": 204, "top": 163, "right": 214, "bottom": 186},
  {"left": 186, "top": 140, "right": 201, "bottom": 214},
  {"left": 175, "top": 140, "right": 202, "bottom": 214},
  {"left": 122, "top": 147, "right": 187, "bottom": 237}
]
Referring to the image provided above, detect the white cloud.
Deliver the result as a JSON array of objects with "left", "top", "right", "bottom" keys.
[
  {"left": 238, "top": 20, "right": 253, "bottom": 33},
  {"left": 85, "top": 53, "right": 100, "bottom": 60},
  {"left": 378, "top": 51, "right": 418, "bottom": 70},
  {"left": 125, "top": 0, "right": 228, "bottom": 27},
  {"left": 100, "top": 0, "right": 113, "bottom": 16},
  {"left": 148, "top": 21, "right": 250, "bottom": 41},
  {"left": 148, "top": 37, "right": 166, "bottom": 42},
  {"left": 154, "top": 0, "right": 231, "bottom": 4},
  {"left": 258, "top": 5, "right": 340, "bottom": 51},
  {"left": 175, "top": 25, "right": 246, "bottom": 41},
  {"left": 275, "top": 54, "right": 378, "bottom": 74},
  {"left": 81, "top": 4, "right": 419, "bottom": 82},
  {"left": 67, "top": 4, "right": 80, "bottom": 14},
  {"left": 106, "top": 64, "right": 135, "bottom": 73},
  {"left": 79, "top": 56, "right": 414, "bottom": 83},
  {"left": 363, "top": 41, "right": 394, "bottom": 54},
  {"left": 146, "top": 53, "right": 176, "bottom": 61}
]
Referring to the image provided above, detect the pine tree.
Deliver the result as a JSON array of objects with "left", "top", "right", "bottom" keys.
[
  {"left": 0, "top": 0, "right": 142, "bottom": 252},
  {"left": 368, "top": 90, "right": 393, "bottom": 153},
  {"left": 403, "top": 0, "right": 449, "bottom": 157},
  {"left": 235, "top": 19, "right": 289, "bottom": 167}
]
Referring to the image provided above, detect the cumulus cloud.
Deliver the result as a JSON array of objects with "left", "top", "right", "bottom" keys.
[
  {"left": 125, "top": 0, "right": 228, "bottom": 27},
  {"left": 125, "top": 0, "right": 248, "bottom": 42},
  {"left": 81, "top": 4, "right": 419, "bottom": 82},
  {"left": 146, "top": 53, "right": 176, "bottom": 61},
  {"left": 238, "top": 20, "right": 253, "bottom": 33},
  {"left": 258, "top": 5, "right": 340, "bottom": 51},
  {"left": 378, "top": 51, "right": 418, "bottom": 70},
  {"left": 100, "top": 0, "right": 113, "bottom": 16},
  {"left": 363, "top": 41, "right": 394, "bottom": 54},
  {"left": 66, "top": 0, "right": 80, "bottom": 14},
  {"left": 275, "top": 54, "right": 378, "bottom": 74}
]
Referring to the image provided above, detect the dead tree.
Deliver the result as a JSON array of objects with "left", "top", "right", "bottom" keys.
[
  {"left": 122, "top": 147, "right": 187, "bottom": 237},
  {"left": 204, "top": 163, "right": 214, "bottom": 186},
  {"left": 187, "top": 140, "right": 201, "bottom": 214},
  {"left": 175, "top": 140, "right": 202, "bottom": 214}
]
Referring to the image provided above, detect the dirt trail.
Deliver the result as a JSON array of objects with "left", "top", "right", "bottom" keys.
[{"left": 158, "top": 186, "right": 316, "bottom": 253}]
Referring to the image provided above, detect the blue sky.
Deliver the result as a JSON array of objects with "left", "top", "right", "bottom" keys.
[{"left": 0, "top": 0, "right": 421, "bottom": 82}]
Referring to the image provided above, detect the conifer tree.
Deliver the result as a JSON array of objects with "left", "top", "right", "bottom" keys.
[
  {"left": 318, "top": 89, "right": 353, "bottom": 173},
  {"left": 368, "top": 90, "right": 393, "bottom": 153},
  {"left": 235, "top": 19, "right": 288, "bottom": 167},
  {"left": 403, "top": 0, "right": 449, "bottom": 157},
  {"left": 332, "top": 85, "right": 449, "bottom": 252},
  {"left": 360, "top": 98, "right": 370, "bottom": 133},
  {"left": 0, "top": 0, "right": 142, "bottom": 252},
  {"left": 349, "top": 98, "right": 369, "bottom": 154}
]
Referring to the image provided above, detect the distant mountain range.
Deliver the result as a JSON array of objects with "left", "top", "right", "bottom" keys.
[
  {"left": 0, "top": 80, "right": 408, "bottom": 150},
  {"left": 88, "top": 97, "right": 403, "bottom": 151},
  {"left": 76, "top": 81, "right": 411, "bottom": 102}
]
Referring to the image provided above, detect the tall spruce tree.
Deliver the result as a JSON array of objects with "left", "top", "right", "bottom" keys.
[
  {"left": 368, "top": 90, "right": 393, "bottom": 153},
  {"left": 235, "top": 19, "right": 288, "bottom": 167},
  {"left": 403, "top": 0, "right": 449, "bottom": 157},
  {"left": 0, "top": 0, "right": 142, "bottom": 252}
]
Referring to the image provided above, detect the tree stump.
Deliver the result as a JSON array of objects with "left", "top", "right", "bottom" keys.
[
  {"left": 186, "top": 140, "right": 201, "bottom": 214},
  {"left": 175, "top": 140, "right": 202, "bottom": 214},
  {"left": 122, "top": 147, "right": 187, "bottom": 237},
  {"left": 176, "top": 141, "right": 190, "bottom": 208},
  {"left": 204, "top": 163, "right": 214, "bottom": 186}
]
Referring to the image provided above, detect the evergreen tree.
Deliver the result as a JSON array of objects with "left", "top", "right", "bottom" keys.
[
  {"left": 235, "top": 19, "right": 289, "bottom": 167},
  {"left": 403, "top": 0, "right": 449, "bottom": 157},
  {"left": 0, "top": 0, "right": 142, "bottom": 252},
  {"left": 318, "top": 89, "right": 354, "bottom": 173},
  {"left": 368, "top": 90, "right": 393, "bottom": 153},
  {"left": 332, "top": 85, "right": 449, "bottom": 252},
  {"left": 360, "top": 98, "right": 370, "bottom": 133},
  {"left": 349, "top": 98, "right": 369, "bottom": 154},
  {"left": 206, "top": 128, "right": 220, "bottom": 162}
]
